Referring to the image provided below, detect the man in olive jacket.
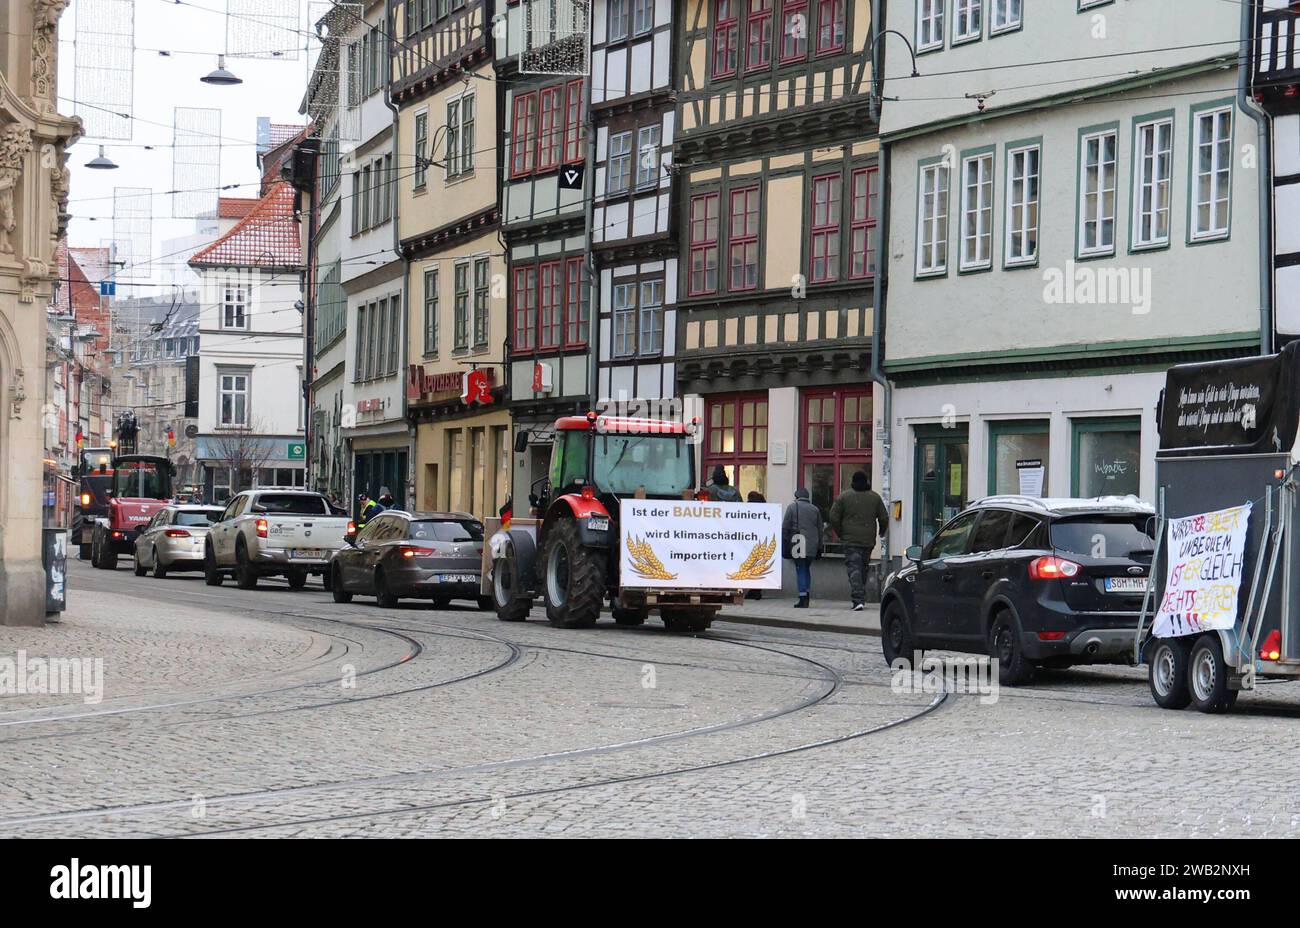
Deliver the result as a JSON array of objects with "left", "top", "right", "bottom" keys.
[{"left": 828, "top": 470, "right": 889, "bottom": 611}]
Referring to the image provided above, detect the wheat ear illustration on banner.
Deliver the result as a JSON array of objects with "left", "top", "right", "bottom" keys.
[
  {"left": 727, "top": 538, "right": 776, "bottom": 582},
  {"left": 627, "top": 537, "right": 678, "bottom": 581}
]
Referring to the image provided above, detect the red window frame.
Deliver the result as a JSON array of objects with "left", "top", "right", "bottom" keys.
[
  {"left": 510, "top": 91, "right": 538, "bottom": 178},
  {"left": 712, "top": 0, "right": 739, "bottom": 79},
  {"left": 537, "top": 86, "right": 562, "bottom": 172},
  {"left": 800, "top": 387, "right": 872, "bottom": 526},
  {"left": 814, "top": 0, "right": 845, "bottom": 55},
  {"left": 849, "top": 166, "right": 879, "bottom": 279},
  {"left": 563, "top": 79, "right": 585, "bottom": 164},
  {"left": 703, "top": 393, "right": 769, "bottom": 494},
  {"left": 538, "top": 260, "right": 563, "bottom": 349},
  {"left": 688, "top": 192, "right": 720, "bottom": 296},
  {"left": 809, "top": 172, "right": 842, "bottom": 283},
  {"left": 780, "top": 0, "right": 809, "bottom": 63},
  {"left": 564, "top": 256, "right": 587, "bottom": 347},
  {"left": 512, "top": 265, "right": 537, "bottom": 351},
  {"left": 728, "top": 185, "right": 760, "bottom": 291},
  {"left": 745, "top": 0, "right": 773, "bottom": 71}
]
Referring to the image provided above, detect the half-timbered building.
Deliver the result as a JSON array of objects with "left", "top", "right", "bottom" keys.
[
  {"left": 673, "top": 0, "right": 879, "bottom": 529},
  {"left": 392, "top": 0, "right": 512, "bottom": 523},
  {"left": 494, "top": 0, "right": 594, "bottom": 493},
  {"left": 590, "top": 0, "right": 678, "bottom": 416}
]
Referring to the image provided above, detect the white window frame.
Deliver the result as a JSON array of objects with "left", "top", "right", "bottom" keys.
[
  {"left": 609, "top": 0, "right": 631, "bottom": 41},
  {"left": 953, "top": 0, "right": 981, "bottom": 44},
  {"left": 917, "top": 0, "right": 945, "bottom": 52},
  {"left": 1191, "top": 105, "right": 1232, "bottom": 242},
  {"left": 635, "top": 124, "right": 662, "bottom": 189},
  {"left": 633, "top": 0, "right": 654, "bottom": 35},
  {"left": 218, "top": 371, "right": 250, "bottom": 428},
  {"left": 989, "top": 0, "right": 1020, "bottom": 34},
  {"left": 959, "top": 151, "right": 993, "bottom": 271},
  {"left": 1078, "top": 128, "right": 1117, "bottom": 257},
  {"left": 413, "top": 109, "right": 429, "bottom": 189},
  {"left": 612, "top": 282, "right": 637, "bottom": 358},
  {"left": 1004, "top": 143, "right": 1040, "bottom": 266},
  {"left": 445, "top": 91, "right": 475, "bottom": 180},
  {"left": 607, "top": 130, "right": 633, "bottom": 195},
  {"left": 639, "top": 278, "right": 664, "bottom": 356},
  {"left": 1132, "top": 116, "right": 1173, "bottom": 250},
  {"left": 221, "top": 286, "right": 247, "bottom": 330},
  {"left": 916, "top": 160, "right": 950, "bottom": 276}
]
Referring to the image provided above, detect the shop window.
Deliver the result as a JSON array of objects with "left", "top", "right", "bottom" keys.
[
  {"left": 988, "top": 420, "right": 1049, "bottom": 497},
  {"left": 703, "top": 393, "right": 769, "bottom": 500},
  {"left": 801, "top": 387, "right": 871, "bottom": 523},
  {"left": 1072, "top": 417, "right": 1141, "bottom": 498}
]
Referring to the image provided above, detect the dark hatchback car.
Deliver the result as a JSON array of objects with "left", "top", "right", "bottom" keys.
[
  {"left": 880, "top": 496, "right": 1156, "bottom": 684},
  {"left": 329, "top": 510, "right": 490, "bottom": 609}
]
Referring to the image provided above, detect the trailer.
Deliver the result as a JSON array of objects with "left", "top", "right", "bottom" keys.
[{"left": 1136, "top": 343, "right": 1300, "bottom": 713}]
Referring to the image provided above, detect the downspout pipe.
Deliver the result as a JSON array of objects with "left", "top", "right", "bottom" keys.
[
  {"left": 868, "top": 0, "right": 892, "bottom": 564},
  {"left": 1238, "top": 0, "right": 1274, "bottom": 355}
]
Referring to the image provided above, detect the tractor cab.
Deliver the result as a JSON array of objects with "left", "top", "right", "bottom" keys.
[
  {"left": 538, "top": 414, "right": 697, "bottom": 512},
  {"left": 110, "top": 454, "right": 175, "bottom": 502}
]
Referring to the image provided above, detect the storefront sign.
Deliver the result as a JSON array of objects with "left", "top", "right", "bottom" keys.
[
  {"left": 1016, "top": 459, "right": 1045, "bottom": 497},
  {"left": 533, "top": 361, "right": 553, "bottom": 394},
  {"left": 407, "top": 364, "right": 496, "bottom": 403},
  {"left": 462, "top": 368, "right": 494, "bottom": 406},
  {"left": 619, "top": 500, "right": 782, "bottom": 591},
  {"left": 356, "top": 399, "right": 383, "bottom": 414},
  {"left": 1154, "top": 503, "right": 1252, "bottom": 638}
]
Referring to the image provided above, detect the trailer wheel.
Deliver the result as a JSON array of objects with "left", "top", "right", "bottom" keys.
[
  {"left": 542, "top": 518, "right": 605, "bottom": 629},
  {"left": 493, "top": 553, "right": 530, "bottom": 622},
  {"left": 1189, "top": 635, "right": 1238, "bottom": 714},
  {"left": 78, "top": 541, "right": 91, "bottom": 561},
  {"left": 661, "top": 607, "right": 715, "bottom": 634},
  {"left": 612, "top": 604, "right": 648, "bottom": 626},
  {"left": 1147, "top": 637, "right": 1191, "bottom": 710}
]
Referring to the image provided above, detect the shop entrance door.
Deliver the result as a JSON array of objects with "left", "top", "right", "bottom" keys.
[{"left": 913, "top": 427, "right": 970, "bottom": 548}]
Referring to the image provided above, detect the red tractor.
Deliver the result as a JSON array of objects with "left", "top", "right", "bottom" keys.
[
  {"left": 490, "top": 413, "right": 744, "bottom": 633},
  {"left": 89, "top": 454, "right": 175, "bottom": 570}
]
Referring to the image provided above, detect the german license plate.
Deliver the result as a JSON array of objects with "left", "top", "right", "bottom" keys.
[
  {"left": 1104, "top": 577, "right": 1148, "bottom": 593},
  {"left": 291, "top": 549, "right": 327, "bottom": 559},
  {"left": 438, "top": 574, "right": 476, "bottom": 583}
]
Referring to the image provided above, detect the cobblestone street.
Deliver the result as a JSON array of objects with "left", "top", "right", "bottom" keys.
[{"left": 0, "top": 561, "right": 1294, "bottom": 839}]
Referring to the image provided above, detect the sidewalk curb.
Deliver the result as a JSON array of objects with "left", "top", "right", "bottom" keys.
[{"left": 714, "top": 613, "right": 881, "bottom": 637}]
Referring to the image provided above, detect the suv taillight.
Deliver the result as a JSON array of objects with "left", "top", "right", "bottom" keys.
[
  {"left": 255, "top": 518, "right": 268, "bottom": 538},
  {"left": 1028, "top": 556, "right": 1081, "bottom": 580}
]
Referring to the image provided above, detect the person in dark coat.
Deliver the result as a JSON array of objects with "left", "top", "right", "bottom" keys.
[
  {"left": 829, "top": 470, "right": 889, "bottom": 611},
  {"left": 744, "top": 490, "right": 768, "bottom": 600},
  {"left": 706, "top": 465, "right": 741, "bottom": 503},
  {"left": 783, "top": 487, "right": 824, "bottom": 608}
]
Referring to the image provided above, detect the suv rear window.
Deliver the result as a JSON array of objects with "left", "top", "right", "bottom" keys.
[
  {"left": 254, "top": 494, "right": 329, "bottom": 515},
  {"left": 175, "top": 510, "right": 221, "bottom": 527},
  {"left": 411, "top": 520, "right": 484, "bottom": 542},
  {"left": 1051, "top": 516, "right": 1155, "bottom": 558}
]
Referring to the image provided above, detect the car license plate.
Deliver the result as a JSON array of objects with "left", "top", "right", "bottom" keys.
[
  {"left": 1104, "top": 577, "right": 1148, "bottom": 593},
  {"left": 438, "top": 574, "right": 476, "bottom": 583},
  {"left": 291, "top": 549, "right": 327, "bottom": 559}
]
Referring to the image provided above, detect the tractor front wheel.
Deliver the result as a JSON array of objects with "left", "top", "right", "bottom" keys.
[{"left": 542, "top": 518, "right": 606, "bottom": 629}]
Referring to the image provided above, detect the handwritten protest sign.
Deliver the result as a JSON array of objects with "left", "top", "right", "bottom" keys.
[{"left": 1154, "top": 503, "right": 1252, "bottom": 638}]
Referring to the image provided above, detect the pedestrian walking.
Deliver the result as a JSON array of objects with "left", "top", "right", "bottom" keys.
[
  {"left": 828, "top": 471, "right": 888, "bottom": 612},
  {"left": 706, "top": 466, "right": 741, "bottom": 503},
  {"left": 745, "top": 490, "right": 768, "bottom": 600},
  {"left": 376, "top": 487, "right": 398, "bottom": 512},
  {"left": 357, "top": 493, "right": 380, "bottom": 528},
  {"left": 782, "top": 487, "right": 824, "bottom": 609}
]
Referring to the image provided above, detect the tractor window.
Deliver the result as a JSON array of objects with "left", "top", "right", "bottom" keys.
[
  {"left": 592, "top": 434, "right": 692, "bottom": 497},
  {"left": 551, "top": 432, "right": 591, "bottom": 492}
]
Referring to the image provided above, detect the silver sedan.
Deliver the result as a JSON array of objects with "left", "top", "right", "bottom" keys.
[{"left": 134, "top": 505, "right": 224, "bottom": 578}]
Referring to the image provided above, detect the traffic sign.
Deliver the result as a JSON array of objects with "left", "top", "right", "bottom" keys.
[{"left": 99, "top": 281, "right": 116, "bottom": 296}]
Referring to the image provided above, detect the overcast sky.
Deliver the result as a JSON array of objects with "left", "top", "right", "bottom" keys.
[{"left": 58, "top": 0, "right": 322, "bottom": 276}]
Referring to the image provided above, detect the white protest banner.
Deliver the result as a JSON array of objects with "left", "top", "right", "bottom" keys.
[
  {"left": 1154, "top": 503, "right": 1252, "bottom": 638},
  {"left": 619, "top": 499, "right": 782, "bottom": 590}
]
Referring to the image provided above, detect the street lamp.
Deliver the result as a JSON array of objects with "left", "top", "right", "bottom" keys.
[
  {"left": 200, "top": 55, "right": 242, "bottom": 86},
  {"left": 869, "top": 30, "right": 921, "bottom": 123},
  {"left": 86, "top": 146, "right": 119, "bottom": 170}
]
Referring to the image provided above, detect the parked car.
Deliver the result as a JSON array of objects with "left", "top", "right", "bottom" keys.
[
  {"left": 133, "top": 505, "right": 224, "bottom": 578},
  {"left": 329, "top": 510, "right": 490, "bottom": 609},
  {"left": 204, "top": 489, "right": 353, "bottom": 590},
  {"left": 879, "top": 495, "right": 1156, "bottom": 685}
]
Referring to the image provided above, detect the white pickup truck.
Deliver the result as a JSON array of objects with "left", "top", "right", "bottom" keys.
[{"left": 203, "top": 489, "right": 353, "bottom": 590}]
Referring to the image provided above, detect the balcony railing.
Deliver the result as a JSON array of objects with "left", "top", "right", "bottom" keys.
[{"left": 1254, "top": 4, "right": 1300, "bottom": 92}]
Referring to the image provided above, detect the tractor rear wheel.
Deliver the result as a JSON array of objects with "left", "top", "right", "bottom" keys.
[
  {"left": 542, "top": 518, "right": 606, "bottom": 629},
  {"left": 661, "top": 606, "right": 716, "bottom": 634}
]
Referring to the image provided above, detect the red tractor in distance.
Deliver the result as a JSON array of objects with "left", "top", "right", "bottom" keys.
[
  {"left": 490, "top": 413, "right": 743, "bottom": 633},
  {"left": 89, "top": 454, "right": 175, "bottom": 570}
]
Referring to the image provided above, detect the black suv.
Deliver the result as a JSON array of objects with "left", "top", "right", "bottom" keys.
[{"left": 880, "top": 496, "right": 1156, "bottom": 685}]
